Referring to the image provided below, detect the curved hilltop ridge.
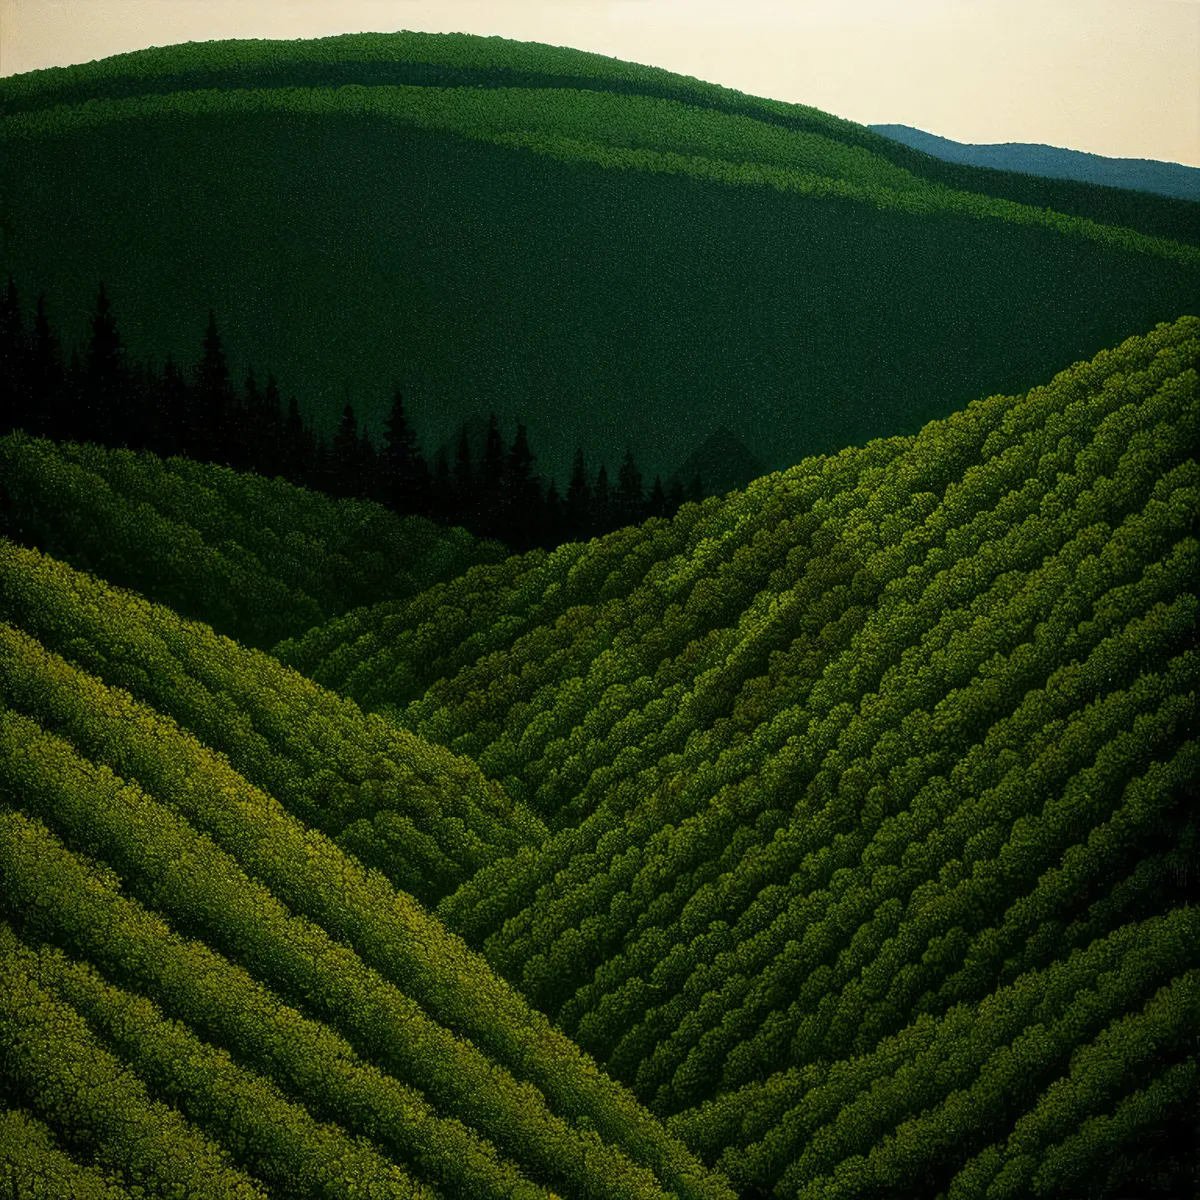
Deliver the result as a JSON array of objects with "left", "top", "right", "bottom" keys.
[
  {"left": 8, "top": 84, "right": 1192, "bottom": 266},
  {"left": 1, "top": 34, "right": 1196, "bottom": 484},
  {"left": 0, "top": 30, "right": 1194, "bottom": 247},
  {"left": 281, "top": 316, "right": 1200, "bottom": 1192},
  {"left": 0, "top": 434, "right": 506, "bottom": 649}
]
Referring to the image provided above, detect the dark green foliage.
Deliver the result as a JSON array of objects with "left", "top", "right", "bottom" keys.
[
  {"left": 0, "top": 432, "right": 505, "bottom": 647},
  {"left": 2, "top": 66, "right": 1196, "bottom": 485},
  {"left": 0, "top": 31, "right": 1194, "bottom": 246},
  {"left": 1, "top": 315, "right": 1196, "bottom": 1198},
  {"left": 282, "top": 316, "right": 1199, "bottom": 1196}
]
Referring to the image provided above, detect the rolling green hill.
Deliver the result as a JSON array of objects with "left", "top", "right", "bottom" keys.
[
  {"left": 1, "top": 32, "right": 1197, "bottom": 482},
  {"left": 0, "top": 223, "right": 1196, "bottom": 1196},
  {"left": 0, "top": 434, "right": 505, "bottom": 648},
  {"left": 281, "top": 315, "right": 1200, "bottom": 1194},
  {"left": 0, "top": 542, "right": 731, "bottom": 1200}
]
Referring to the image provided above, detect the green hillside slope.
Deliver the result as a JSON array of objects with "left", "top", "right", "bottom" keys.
[
  {"left": 282, "top": 315, "right": 1200, "bottom": 1194},
  {"left": 2, "top": 34, "right": 1197, "bottom": 481},
  {"left": 0, "top": 434, "right": 504, "bottom": 648},
  {"left": 0, "top": 558, "right": 733, "bottom": 1200},
  {"left": 2, "top": 31, "right": 1195, "bottom": 246},
  {"left": 0, "top": 539, "right": 545, "bottom": 906}
]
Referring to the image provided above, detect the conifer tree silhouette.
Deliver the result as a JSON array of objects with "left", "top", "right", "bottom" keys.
[
  {"left": 193, "top": 309, "right": 235, "bottom": 464},
  {"left": 592, "top": 463, "right": 611, "bottom": 534},
  {"left": 667, "top": 478, "right": 685, "bottom": 515},
  {"left": 503, "top": 422, "right": 541, "bottom": 549},
  {"left": 617, "top": 448, "right": 644, "bottom": 525},
  {"left": 0, "top": 276, "right": 24, "bottom": 435},
  {"left": 454, "top": 422, "right": 475, "bottom": 523},
  {"left": 332, "top": 403, "right": 360, "bottom": 498},
  {"left": 543, "top": 478, "right": 565, "bottom": 547},
  {"left": 84, "top": 282, "right": 126, "bottom": 447},
  {"left": 647, "top": 475, "right": 667, "bottom": 519},
  {"left": 381, "top": 389, "right": 428, "bottom": 516},
  {"left": 566, "top": 447, "right": 591, "bottom": 537},
  {"left": 30, "top": 296, "right": 65, "bottom": 441},
  {"left": 431, "top": 445, "right": 452, "bottom": 524}
]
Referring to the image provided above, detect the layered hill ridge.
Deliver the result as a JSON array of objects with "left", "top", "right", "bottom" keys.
[
  {"left": 282, "top": 315, "right": 1200, "bottom": 1194},
  {"left": 0, "top": 434, "right": 505, "bottom": 648},
  {"left": 667, "top": 427, "right": 768, "bottom": 499},
  {"left": 1, "top": 32, "right": 1196, "bottom": 483},
  {"left": 0, "top": 317, "right": 1197, "bottom": 1195},
  {"left": 0, "top": 542, "right": 731, "bottom": 1200},
  {"left": 869, "top": 124, "right": 1200, "bottom": 203},
  {"left": 2, "top": 31, "right": 1194, "bottom": 244}
]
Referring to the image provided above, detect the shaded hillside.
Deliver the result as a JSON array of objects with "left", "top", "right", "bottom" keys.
[
  {"left": 0, "top": 434, "right": 505, "bottom": 648},
  {"left": 1, "top": 35, "right": 1197, "bottom": 482},
  {"left": 0, "top": 544, "right": 732, "bottom": 1200},
  {"left": 2, "top": 31, "right": 1195, "bottom": 245},
  {"left": 871, "top": 124, "right": 1200, "bottom": 203},
  {"left": 280, "top": 316, "right": 1200, "bottom": 1195}
]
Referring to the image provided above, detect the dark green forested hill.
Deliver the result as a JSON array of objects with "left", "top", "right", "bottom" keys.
[
  {"left": 0, "top": 317, "right": 1197, "bottom": 1197},
  {"left": 282, "top": 315, "right": 1200, "bottom": 1196},
  {"left": 0, "top": 435, "right": 505, "bottom": 648},
  {"left": 1, "top": 32, "right": 1197, "bottom": 482}
]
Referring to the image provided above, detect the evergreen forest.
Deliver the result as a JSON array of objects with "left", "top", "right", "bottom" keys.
[{"left": 1, "top": 27, "right": 1198, "bottom": 1200}]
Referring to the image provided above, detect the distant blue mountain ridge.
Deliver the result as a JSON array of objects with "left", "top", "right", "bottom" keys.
[{"left": 869, "top": 124, "right": 1200, "bottom": 202}]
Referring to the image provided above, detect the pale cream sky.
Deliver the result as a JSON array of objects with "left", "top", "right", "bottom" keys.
[{"left": 2, "top": 0, "right": 1198, "bottom": 166}]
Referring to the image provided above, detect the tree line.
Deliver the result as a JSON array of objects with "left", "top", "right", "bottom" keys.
[{"left": 0, "top": 278, "right": 705, "bottom": 552}]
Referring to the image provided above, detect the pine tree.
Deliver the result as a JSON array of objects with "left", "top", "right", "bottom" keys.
[
  {"left": 259, "top": 372, "right": 284, "bottom": 478},
  {"left": 280, "top": 396, "right": 308, "bottom": 485},
  {"left": 616, "top": 448, "right": 644, "bottom": 526},
  {"left": 566, "top": 447, "right": 591, "bottom": 538},
  {"left": 687, "top": 473, "right": 705, "bottom": 504},
  {"left": 382, "top": 389, "right": 428, "bottom": 516},
  {"left": 153, "top": 355, "right": 187, "bottom": 458},
  {"left": 431, "top": 446, "right": 452, "bottom": 525},
  {"left": 84, "top": 282, "right": 126, "bottom": 447},
  {"left": 309, "top": 431, "right": 331, "bottom": 493},
  {"left": 454, "top": 423, "right": 475, "bottom": 525},
  {"left": 667, "top": 478, "right": 685, "bottom": 515},
  {"left": 358, "top": 426, "right": 380, "bottom": 502},
  {"left": 193, "top": 309, "right": 235, "bottom": 464},
  {"left": 483, "top": 413, "right": 506, "bottom": 489},
  {"left": 503, "top": 422, "right": 541, "bottom": 549},
  {"left": 124, "top": 358, "right": 155, "bottom": 451},
  {"left": 592, "top": 464, "right": 612, "bottom": 534},
  {"left": 331, "top": 403, "right": 360, "bottom": 498},
  {"left": 29, "top": 295, "right": 64, "bottom": 441},
  {"left": 648, "top": 475, "right": 667, "bottom": 520},
  {"left": 543, "top": 478, "right": 565, "bottom": 548},
  {"left": 237, "top": 364, "right": 260, "bottom": 472}
]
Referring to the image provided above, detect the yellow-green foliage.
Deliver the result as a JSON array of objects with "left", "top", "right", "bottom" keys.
[
  {"left": 0, "top": 687, "right": 732, "bottom": 1198},
  {"left": 292, "top": 317, "right": 1199, "bottom": 1195}
]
